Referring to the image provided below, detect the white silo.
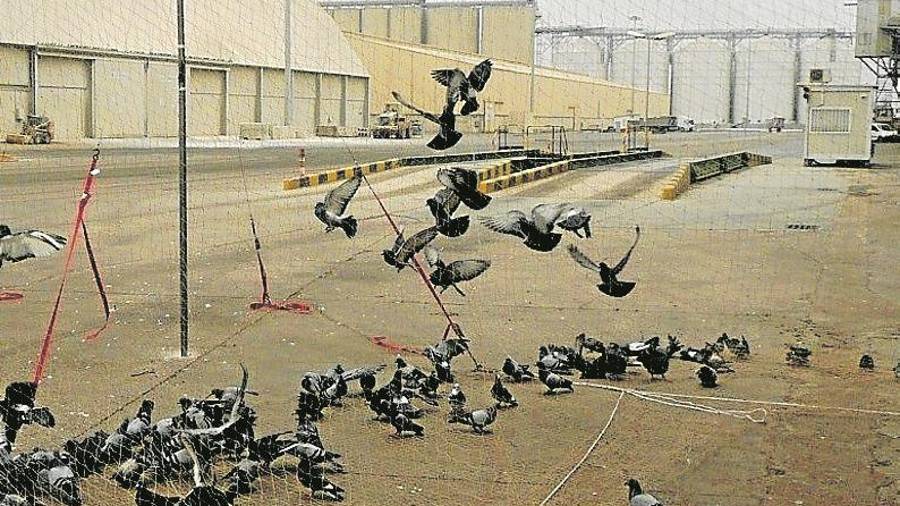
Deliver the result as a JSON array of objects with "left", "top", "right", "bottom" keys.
[
  {"left": 549, "top": 37, "right": 606, "bottom": 79},
  {"left": 733, "top": 37, "right": 796, "bottom": 125},
  {"left": 671, "top": 38, "right": 731, "bottom": 125},
  {"left": 611, "top": 38, "right": 669, "bottom": 115},
  {"left": 798, "top": 36, "right": 871, "bottom": 124}
]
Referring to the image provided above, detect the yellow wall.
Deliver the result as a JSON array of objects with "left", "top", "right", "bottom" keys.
[
  {"left": 346, "top": 33, "right": 669, "bottom": 132},
  {"left": 482, "top": 6, "right": 534, "bottom": 66},
  {"left": 390, "top": 7, "right": 423, "bottom": 45},
  {"left": 0, "top": 46, "right": 30, "bottom": 136}
]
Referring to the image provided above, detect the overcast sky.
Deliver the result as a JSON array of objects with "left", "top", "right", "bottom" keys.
[{"left": 534, "top": 0, "right": 856, "bottom": 30}]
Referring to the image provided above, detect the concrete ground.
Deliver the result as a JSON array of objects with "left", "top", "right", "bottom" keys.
[{"left": 0, "top": 132, "right": 897, "bottom": 505}]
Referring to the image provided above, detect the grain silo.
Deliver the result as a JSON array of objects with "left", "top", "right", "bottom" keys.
[
  {"left": 798, "top": 36, "right": 871, "bottom": 124},
  {"left": 611, "top": 38, "right": 670, "bottom": 115},
  {"left": 733, "top": 37, "right": 796, "bottom": 124},
  {"left": 671, "top": 38, "right": 731, "bottom": 125}
]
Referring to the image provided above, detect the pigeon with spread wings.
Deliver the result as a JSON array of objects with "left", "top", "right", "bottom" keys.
[
  {"left": 431, "top": 59, "right": 493, "bottom": 116},
  {"left": 478, "top": 204, "right": 580, "bottom": 252},
  {"left": 436, "top": 167, "right": 492, "bottom": 210},
  {"left": 392, "top": 91, "right": 461, "bottom": 150},
  {"left": 567, "top": 226, "right": 641, "bottom": 298},
  {"left": 426, "top": 187, "right": 470, "bottom": 237},
  {"left": 424, "top": 247, "right": 490, "bottom": 296},
  {"left": 381, "top": 226, "right": 439, "bottom": 271},
  {"left": 0, "top": 225, "right": 66, "bottom": 269},
  {"left": 314, "top": 176, "right": 361, "bottom": 238}
]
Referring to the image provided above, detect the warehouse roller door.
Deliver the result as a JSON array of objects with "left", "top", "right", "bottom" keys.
[
  {"left": 37, "top": 56, "right": 91, "bottom": 140},
  {"left": 189, "top": 68, "right": 226, "bottom": 136}
]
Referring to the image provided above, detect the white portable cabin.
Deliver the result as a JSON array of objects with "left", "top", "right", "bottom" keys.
[{"left": 801, "top": 84, "right": 876, "bottom": 167}]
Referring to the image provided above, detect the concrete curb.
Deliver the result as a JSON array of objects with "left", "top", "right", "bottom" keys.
[{"left": 660, "top": 151, "right": 773, "bottom": 201}]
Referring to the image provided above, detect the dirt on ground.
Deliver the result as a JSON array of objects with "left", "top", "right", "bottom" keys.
[{"left": 0, "top": 132, "right": 897, "bottom": 505}]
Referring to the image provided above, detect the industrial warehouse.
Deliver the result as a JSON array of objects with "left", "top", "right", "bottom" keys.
[{"left": 0, "top": 1, "right": 898, "bottom": 506}]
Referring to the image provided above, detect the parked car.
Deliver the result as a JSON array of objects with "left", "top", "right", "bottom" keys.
[{"left": 871, "top": 122, "right": 898, "bottom": 142}]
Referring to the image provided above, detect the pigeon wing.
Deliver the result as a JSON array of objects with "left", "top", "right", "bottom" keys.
[
  {"left": 612, "top": 226, "right": 641, "bottom": 275},
  {"left": 468, "top": 59, "right": 493, "bottom": 91},
  {"left": 436, "top": 188, "right": 461, "bottom": 216},
  {"left": 392, "top": 91, "right": 442, "bottom": 125},
  {"left": 397, "top": 227, "right": 439, "bottom": 262},
  {"left": 391, "top": 227, "right": 406, "bottom": 253},
  {"left": 531, "top": 203, "right": 568, "bottom": 234},
  {"left": 437, "top": 167, "right": 479, "bottom": 193},
  {"left": 0, "top": 231, "right": 67, "bottom": 262},
  {"left": 323, "top": 176, "right": 361, "bottom": 215},
  {"left": 478, "top": 211, "right": 529, "bottom": 239},
  {"left": 567, "top": 244, "right": 602, "bottom": 273},
  {"left": 446, "top": 260, "right": 490, "bottom": 282},
  {"left": 430, "top": 69, "right": 460, "bottom": 87},
  {"left": 423, "top": 245, "right": 442, "bottom": 268}
]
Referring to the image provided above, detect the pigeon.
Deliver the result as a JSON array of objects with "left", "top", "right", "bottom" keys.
[
  {"left": 447, "top": 384, "right": 467, "bottom": 410},
  {"left": 424, "top": 247, "right": 490, "bottom": 296},
  {"left": 567, "top": 226, "right": 641, "bottom": 297},
  {"left": 297, "top": 460, "right": 345, "bottom": 502},
  {"left": 623, "top": 337, "right": 660, "bottom": 357},
  {"left": 390, "top": 413, "right": 424, "bottom": 438},
  {"left": 538, "top": 365, "right": 574, "bottom": 394},
  {"left": 894, "top": 361, "right": 900, "bottom": 379},
  {"left": 532, "top": 203, "right": 592, "bottom": 238},
  {"left": 426, "top": 188, "right": 470, "bottom": 237},
  {"left": 459, "top": 407, "right": 497, "bottom": 434},
  {"left": 382, "top": 226, "right": 439, "bottom": 271},
  {"left": 718, "top": 333, "right": 750, "bottom": 359},
  {"left": 637, "top": 347, "right": 670, "bottom": 380},
  {"left": 314, "top": 175, "right": 361, "bottom": 238},
  {"left": 664, "top": 335, "right": 684, "bottom": 357},
  {"left": 625, "top": 479, "right": 663, "bottom": 506},
  {"left": 0, "top": 225, "right": 66, "bottom": 269},
  {"left": 478, "top": 205, "right": 571, "bottom": 252},
  {"left": 392, "top": 91, "right": 461, "bottom": 150},
  {"left": 490, "top": 376, "right": 518, "bottom": 408},
  {"left": 33, "top": 454, "right": 82, "bottom": 506},
  {"left": 604, "top": 344, "right": 629, "bottom": 380},
  {"left": 436, "top": 167, "right": 492, "bottom": 211},
  {"left": 358, "top": 372, "right": 376, "bottom": 398},
  {"left": 537, "top": 345, "right": 571, "bottom": 374},
  {"left": 0, "top": 381, "right": 55, "bottom": 451},
  {"left": 696, "top": 366, "right": 718, "bottom": 388},
  {"left": 786, "top": 345, "right": 811, "bottom": 367},
  {"left": 859, "top": 354, "right": 875, "bottom": 371},
  {"left": 430, "top": 59, "right": 493, "bottom": 117},
  {"left": 502, "top": 356, "right": 536, "bottom": 382},
  {"left": 575, "top": 333, "right": 605, "bottom": 355}
]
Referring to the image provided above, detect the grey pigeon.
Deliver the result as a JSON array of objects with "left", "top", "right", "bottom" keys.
[
  {"left": 424, "top": 247, "right": 490, "bottom": 296},
  {"left": 625, "top": 479, "right": 663, "bottom": 506},
  {"left": 390, "top": 413, "right": 424, "bottom": 437},
  {"left": 460, "top": 407, "right": 497, "bottom": 433},
  {"left": 478, "top": 205, "right": 568, "bottom": 252},
  {"left": 575, "top": 333, "right": 605, "bottom": 355},
  {"left": 426, "top": 187, "right": 470, "bottom": 237},
  {"left": 502, "top": 356, "right": 535, "bottom": 382},
  {"left": 0, "top": 225, "right": 66, "bottom": 269},
  {"left": 382, "top": 226, "right": 439, "bottom": 271},
  {"left": 314, "top": 176, "right": 361, "bottom": 238},
  {"left": 696, "top": 366, "right": 718, "bottom": 388},
  {"left": 392, "top": 91, "right": 461, "bottom": 150},
  {"left": 567, "top": 226, "right": 641, "bottom": 297},
  {"left": 430, "top": 59, "right": 493, "bottom": 116},
  {"left": 533, "top": 203, "right": 591, "bottom": 238},
  {"left": 436, "top": 167, "right": 492, "bottom": 210},
  {"left": 538, "top": 366, "right": 574, "bottom": 394}
]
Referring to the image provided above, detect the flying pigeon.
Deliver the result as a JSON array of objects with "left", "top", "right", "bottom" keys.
[
  {"left": 390, "top": 413, "right": 425, "bottom": 438},
  {"left": 502, "top": 356, "right": 536, "bottom": 382},
  {"left": 533, "top": 203, "right": 592, "bottom": 238},
  {"left": 424, "top": 247, "right": 490, "bottom": 296},
  {"left": 538, "top": 365, "right": 574, "bottom": 395},
  {"left": 859, "top": 354, "right": 875, "bottom": 371},
  {"left": 567, "top": 225, "right": 641, "bottom": 297},
  {"left": 696, "top": 366, "right": 718, "bottom": 388},
  {"left": 479, "top": 204, "right": 580, "bottom": 252},
  {"left": 314, "top": 175, "right": 361, "bottom": 238},
  {"left": 430, "top": 59, "right": 493, "bottom": 116},
  {"left": 625, "top": 479, "right": 663, "bottom": 506},
  {"left": 392, "top": 91, "right": 461, "bottom": 150},
  {"left": 490, "top": 375, "right": 518, "bottom": 408},
  {"left": 382, "top": 226, "right": 439, "bottom": 271},
  {"left": 436, "top": 167, "right": 492, "bottom": 211},
  {"left": 426, "top": 187, "right": 470, "bottom": 237},
  {"left": 0, "top": 225, "right": 66, "bottom": 269}
]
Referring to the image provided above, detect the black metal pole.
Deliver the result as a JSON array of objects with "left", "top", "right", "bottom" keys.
[{"left": 177, "top": 0, "right": 189, "bottom": 357}]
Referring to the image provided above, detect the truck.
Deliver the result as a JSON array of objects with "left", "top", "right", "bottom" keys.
[
  {"left": 610, "top": 115, "right": 694, "bottom": 133},
  {"left": 371, "top": 103, "right": 411, "bottom": 139}
]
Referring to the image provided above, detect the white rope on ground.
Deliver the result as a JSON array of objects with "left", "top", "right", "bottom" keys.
[
  {"left": 575, "top": 381, "right": 900, "bottom": 419},
  {"left": 539, "top": 391, "right": 626, "bottom": 506}
]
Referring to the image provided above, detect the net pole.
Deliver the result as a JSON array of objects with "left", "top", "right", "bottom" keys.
[{"left": 177, "top": 0, "right": 189, "bottom": 358}]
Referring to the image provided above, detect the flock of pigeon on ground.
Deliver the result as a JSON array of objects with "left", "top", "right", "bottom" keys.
[{"left": 1, "top": 59, "right": 898, "bottom": 506}]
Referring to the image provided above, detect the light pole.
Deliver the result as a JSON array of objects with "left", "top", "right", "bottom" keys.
[
  {"left": 628, "top": 15, "right": 641, "bottom": 116},
  {"left": 628, "top": 30, "right": 675, "bottom": 149}
]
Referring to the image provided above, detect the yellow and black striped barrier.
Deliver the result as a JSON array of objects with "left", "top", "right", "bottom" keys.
[
  {"left": 660, "top": 151, "right": 773, "bottom": 201},
  {"left": 283, "top": 159, "right": 402, "bottom": 190},
  {"left": 478, "top": 160, "right": 571, "bottom": 193}
]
